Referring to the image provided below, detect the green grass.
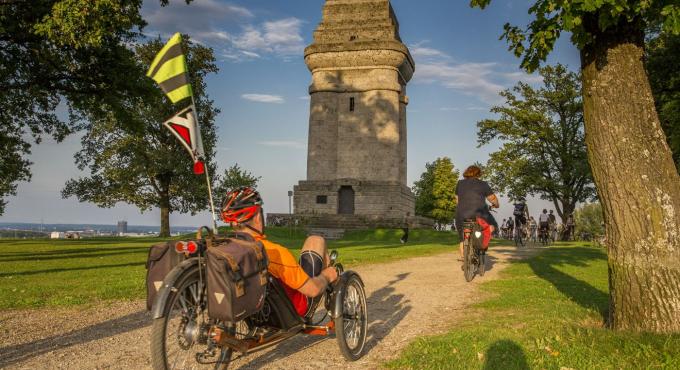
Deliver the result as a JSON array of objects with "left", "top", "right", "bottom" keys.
[
  {"left": 387, "top": 243, "right": 680, "bottom": 369},
  {"left": 0, "top": 227, "right": 456, "bottom": 310}
]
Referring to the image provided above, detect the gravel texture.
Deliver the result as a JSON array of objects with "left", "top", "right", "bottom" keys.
[{"left": 0, "top": 244, "right": 538, "bottom": 369}]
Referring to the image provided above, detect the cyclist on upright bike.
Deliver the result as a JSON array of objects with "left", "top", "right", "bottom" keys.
[
  {"left": 455, "top": 165, "right": 500, "bottom": 264},
  {"left": 512, "top": 198, "right": 530, "bottom": 240}
]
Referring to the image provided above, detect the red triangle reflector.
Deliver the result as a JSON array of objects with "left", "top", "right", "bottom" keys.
[
  {"left": 193, "top": 161, "right": 205, "bottom": 175},
  {"left": 169, "top": 124, "right": 192, "bottom": 148}
]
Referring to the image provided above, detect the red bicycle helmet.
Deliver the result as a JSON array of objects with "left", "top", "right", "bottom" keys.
[{"left": 220, "top": 187, "right": 263, "bottom": 224}]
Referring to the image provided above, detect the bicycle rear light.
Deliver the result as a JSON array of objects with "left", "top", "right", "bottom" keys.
[{"left": 175, "top": 241, "right": 198, "bottom": 254}]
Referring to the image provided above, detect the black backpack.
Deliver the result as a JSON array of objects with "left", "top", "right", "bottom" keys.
[{"left": 513, "top": 203, "right": 525, "bottom": 216}]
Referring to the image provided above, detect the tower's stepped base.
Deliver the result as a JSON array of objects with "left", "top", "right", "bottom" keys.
[
  {"left": 266, "top": 213, "right": 433, "bottom": 231},
  {"left": 307, "top": 228, "right": 346, "bottom": 240}
]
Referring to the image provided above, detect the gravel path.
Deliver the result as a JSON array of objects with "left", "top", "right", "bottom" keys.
[{"left": 0, "top": 244, "right": 539, "bottom": 369}]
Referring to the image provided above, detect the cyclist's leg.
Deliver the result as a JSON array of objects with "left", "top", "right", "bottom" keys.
[
  {"left": 301, "top": 235, "right": 330, "bottom": 267},
  {"left": 299, "top": 236, "right": 329, "bottom": 318}
]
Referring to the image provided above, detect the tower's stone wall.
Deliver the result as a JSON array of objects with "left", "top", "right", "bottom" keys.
[{"left": 294, "top": 0, "right": 429, "bottom": 229}]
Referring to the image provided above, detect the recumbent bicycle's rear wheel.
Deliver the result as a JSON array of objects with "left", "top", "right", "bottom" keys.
[{"left": 150, "top": 260, "right": 232, "bottom": 370}]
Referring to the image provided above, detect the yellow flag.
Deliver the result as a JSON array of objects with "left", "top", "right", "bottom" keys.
[{"left": 147, "top": 33, "right": 193, "bottom": 103}]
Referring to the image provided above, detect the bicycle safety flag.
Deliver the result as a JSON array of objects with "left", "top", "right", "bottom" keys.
[
  {"left": 163, "top": 106, "right": 206, "bottom": 175},
  {"left": 146, "top": 32, "right": 193, "bottom": 103}
]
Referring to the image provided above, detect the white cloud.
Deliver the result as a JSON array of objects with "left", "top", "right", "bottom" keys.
[
  {"left": 411, "top": 46, "right": 450, "bottom": 60},
  {"left": 410, "top": 40, "right": 544, "bottom": 104},
  {"left": 241, "top": 94, "right": 285, "bottom": 104},
  {"left": 232, "top": 18, "right": 305, "bottom": 57},
  {"left": 143, "top": 3, "right": 304, "bottom": 62},
  {"left": 240, "top": 50, "right": 261, "bottom": 58},
  {"left": 298, "top": 96, "right": 310, "bottom": 100},
  {"left": 501, "top": 71, "right": 544, "bottom": 85},
  {"left": 416, "top": 62, "right": 506, "bottom": 103},
  {"left": 258, "top": 140, "right": 306, "bottom": 149},
  {"left": 143, "top": 0, "right": 252, "bottom": 44},
  {"left": 440, "top": 106, "right": 487, "bottom": 112}
]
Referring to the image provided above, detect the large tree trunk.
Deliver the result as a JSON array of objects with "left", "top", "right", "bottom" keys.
[
  {"left": 581, "top": 26, "right": 680, "bottom": 333},
  {"left": 159, "top": 185, "right": 171, "bottom": 238}
]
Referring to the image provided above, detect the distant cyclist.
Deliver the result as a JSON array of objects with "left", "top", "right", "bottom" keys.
[
  {"left": 538, "top": 209, "right": 550, "bottom": 242},
  {"left": 548, "top": 210, "right": 557, "bottom": 241},
  {"left": 528, "top": 216, "right": 538, "bottom": 242},
  {"left": 565, "top": 214, "right": 575, "bottom": 241},
  {"left": 454, "top": 165, "right": 500, "bottom": 263},
  {"left": 506, "top": 217, "right": 514, "bottom": 239},
  {"left": 512, "top": 198, "right": 530, "bottom": 238}
]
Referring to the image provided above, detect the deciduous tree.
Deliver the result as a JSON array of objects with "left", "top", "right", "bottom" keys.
[
  {"left": 413, "top": 158, "right": 459, "bottom": 227},
  {"left": 0, "top": 0, "right": 190, "bottom": 214},
  {"left": 471, "top": 0, "right": 680, "bottom": 332},
  {"left": 478, "top": 64, "right": 595, "bottom": 223},
  {"left": 574, "top": 202, "right": 604, "bottom": 240},
  {"left": 215, "top": 164, "right": 261, "bottom": 196},
  {"left": 62, "top": 38, "right": 218, "bottom": 237},
  {"left": 646, "top": 32, "right": 680, "bottom": 170}
]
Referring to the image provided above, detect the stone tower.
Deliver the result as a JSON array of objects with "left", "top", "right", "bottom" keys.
[{"left": 293, "top": 0, "right": 421, "bottom": 229}]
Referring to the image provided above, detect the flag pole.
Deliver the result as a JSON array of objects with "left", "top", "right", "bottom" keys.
[{"left": 191, "top": 96, "right": 218, "bottom": 234}]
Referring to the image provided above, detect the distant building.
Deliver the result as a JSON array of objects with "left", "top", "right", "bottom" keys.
[
  {"left": 117, "top": 221, "right": 128, "bottom": 236},
  {"left": 50, "top": 232, "right": 65, "bottom": 239}
]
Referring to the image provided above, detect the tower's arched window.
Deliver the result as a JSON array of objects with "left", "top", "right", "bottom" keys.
[{"left": 349, "top": 97, "right": 355, "bottom": 112}]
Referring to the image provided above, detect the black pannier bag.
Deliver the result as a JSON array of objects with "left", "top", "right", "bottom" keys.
[
  {"left": 146, "top": 241, "right": 184, "bottom": 310},
  {"left": 206, "top": 236, "right": 268, "bottom": 323}
]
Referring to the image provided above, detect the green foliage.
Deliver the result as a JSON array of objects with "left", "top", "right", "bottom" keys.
[
  {"left": 646, "top": 32, "right": 680, "bottom": 170},
  {"left": 574, "top": 202, "right": 604, "bottom": 238},
  {"left": 33, "top": 0, "right": 144, "bottom": 48},
  {"left": 215, "top": 164, "right": 261, "bottom": 199},
  {"left": 62, "top": 38, "right": 219, "bottom": 235},
  {"left": 0, "top": 0, "right": 185, "bottom": 214},
  {"left": 470, "top": 0, "right": 680, "bottom": 72},
  {"left": 478, "top": 64, "right": 595, "bottom": 222},
  {"left": 389, "top": 244, "right": 680, "bottom": 369},
  {"left": 0, "top": 228, "right": 456, "bottom": 309},
  {"left": 413, "top": 157, "right": 459, "bottom": 225}
]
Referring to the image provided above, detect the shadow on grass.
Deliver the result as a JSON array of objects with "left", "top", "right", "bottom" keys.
[
  {"left": 0, "top": 310, "right": 149, "bottom": 367},
  {"left": 483, "top": 339, "right": 529, "bottom": 370},
  {"left": 0, "top": 249, "right": 148, "bottom": 263},
  {"left": 349, "top": 242, "right": 448, "bottom": 251},
  {"left": 0, "top": 262, "right": 145, "bottom": 277},
  {"left": 0, "top": 246, "right": 148, "bottom": 258},
  {"left": 528, "top": 246, "right": 608, "bottom": 320}
]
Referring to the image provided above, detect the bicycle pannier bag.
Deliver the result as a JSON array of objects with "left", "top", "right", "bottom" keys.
[
  {"left": 146, "top": 241, "right": 184, "bottom": 310},
  {"left": 206, "top": 237, "right": 268, "bottom": 322}
]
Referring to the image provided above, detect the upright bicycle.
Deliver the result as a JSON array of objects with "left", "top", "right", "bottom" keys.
[
  {"left": 462, "top": 218, "right": 487, "bottom": 282},
  {"left": 513, "top": 219, "right": 525, "bottom": 247}
]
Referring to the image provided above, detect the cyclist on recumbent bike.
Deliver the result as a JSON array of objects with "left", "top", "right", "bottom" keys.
[{"left": 221, "top": 187, "right": 338, "bottom": 319}]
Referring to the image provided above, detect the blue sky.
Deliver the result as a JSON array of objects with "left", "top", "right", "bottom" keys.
[{"left": 2, "top": 0, "right": 580, "bottom": 227}]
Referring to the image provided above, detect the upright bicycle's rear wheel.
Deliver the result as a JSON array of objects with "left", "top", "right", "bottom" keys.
[
  {"left": 463, "top": 238, "right": 475, "bottom": 282},
  {"left": 478, "top": 251, "right": 486, "bottom": 276}
]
